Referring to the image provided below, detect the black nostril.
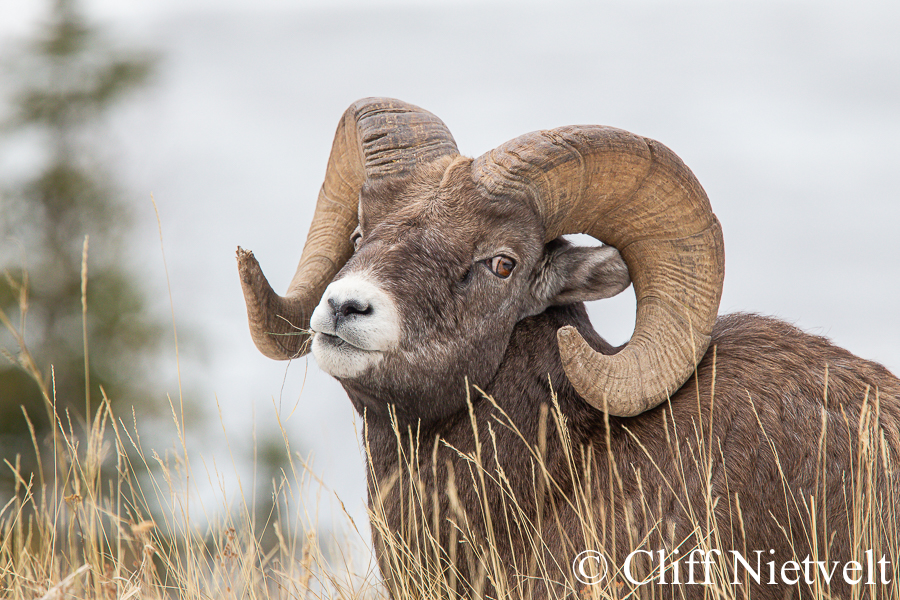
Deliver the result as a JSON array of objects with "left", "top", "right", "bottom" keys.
[
  {"left": 329, "top": 298, "right": 373, "bottom": 318},
  {"left": 342, "top": 301, "right": 372, "bottom": 317}
]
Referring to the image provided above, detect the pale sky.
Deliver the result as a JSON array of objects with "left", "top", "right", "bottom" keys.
[{"left": 1, "top": 0, "right": 494, "bottom": 36}]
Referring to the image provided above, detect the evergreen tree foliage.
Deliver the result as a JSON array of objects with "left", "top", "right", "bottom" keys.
[{"left": 0, "top": 0, "right": 165, "bottom": 495}]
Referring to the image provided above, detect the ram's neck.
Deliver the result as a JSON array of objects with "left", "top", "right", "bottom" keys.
[
  {"left": 356, "top": 303, "right": 620, "bottom": 598},
  {"left": 357, "top": 302, "right": 620, "bottom": 493},
  {"left": 484, "top": 302, "right": 620, "bottom": 428}
]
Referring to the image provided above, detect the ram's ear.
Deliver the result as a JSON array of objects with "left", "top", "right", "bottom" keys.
[{"left": 529, "top": 240, "right": 631, "bottom": 311}]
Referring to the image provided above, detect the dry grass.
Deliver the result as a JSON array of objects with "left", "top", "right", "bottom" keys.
[
  {"left": 0, "top": 368, "right": 381, "bottom": 599},
  {"left": 2, "top": 358, "right": 896, "bottom": 600},
  {"left": 1, "top": 255, "right": 386, "bottom": 599},
  {"left": 363, "top": 385, "right": 899, "bottom": 600},
  {"left": 1, "top": 261, "right": 897, "bottom": 599}
]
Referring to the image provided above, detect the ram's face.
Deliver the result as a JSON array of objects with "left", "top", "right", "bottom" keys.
[
  {"left": 308, "top": 158, "right": 629, "bottom": 422},
  {"left": 240, "top": 99, "right": 723, "bottom": 419},
  {"left": 308, "top": 159, "right": 538, "bottom": 420}
]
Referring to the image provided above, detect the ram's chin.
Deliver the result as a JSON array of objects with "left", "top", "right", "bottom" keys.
[{"left": 311, "top": 332, "right": 383, "bottom": 379}]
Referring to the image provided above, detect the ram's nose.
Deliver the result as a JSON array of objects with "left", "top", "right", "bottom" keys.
[
  {"left": 330, "top": 297, "right": 373, "bottom": 321},
  {"left": 309, "top": 273, "right": 401, "bottom": 351}
]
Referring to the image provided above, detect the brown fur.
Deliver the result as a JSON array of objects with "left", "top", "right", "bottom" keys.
[
  {"left": 318, "top": 160, "right": 899, "bottom": 599},
  {"left": 361, "top": 308, "right": 899, "bottom": 599}
]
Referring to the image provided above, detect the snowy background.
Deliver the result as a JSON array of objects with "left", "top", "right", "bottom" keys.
[{"left": 3, "top": 0, "right": 899, "bottom": 530}]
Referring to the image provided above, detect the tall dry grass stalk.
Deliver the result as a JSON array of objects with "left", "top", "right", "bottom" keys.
[
  {"left": 364, "top": 377, "right": 898, "bottom": 599},
  {"left": 1, "top": 256, "right": 897, "bottom": 599},
  {"left": 0, "top": 246, "right": 382, "bottom": 599}
]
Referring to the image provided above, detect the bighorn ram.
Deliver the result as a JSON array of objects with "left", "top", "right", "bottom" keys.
[{"left": 238, "top": 98, "right": 899, "bottom": 599}]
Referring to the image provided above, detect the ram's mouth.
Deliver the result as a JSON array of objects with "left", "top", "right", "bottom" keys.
[
  {"left": 311, "top": 330, "right": 385, "bottom": 379},
  {"left": 316, "top": 331, "right": 358, "bottom": 350}
]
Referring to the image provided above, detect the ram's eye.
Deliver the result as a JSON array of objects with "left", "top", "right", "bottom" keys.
[
  {"left": 487, "top": 255, "right": 515, "bottom": 278},
  {"left": 350, "top": 227, "right": 363, "bottom": 251}
]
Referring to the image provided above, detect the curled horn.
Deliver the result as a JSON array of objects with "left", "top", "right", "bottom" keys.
[
  {"left": 474, "top": 127, "right": 724, "bottom": 416},
  {"left": 238, "top": 98, "right": 459, "bottom": 359}
]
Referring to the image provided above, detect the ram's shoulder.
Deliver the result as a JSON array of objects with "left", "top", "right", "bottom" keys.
[
  {"left": 711, "top": 313, "right": 879, "bottom": 365},
  {"left": 704, "top": 312, "right": 900, "bottom": 412}
]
